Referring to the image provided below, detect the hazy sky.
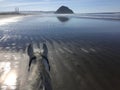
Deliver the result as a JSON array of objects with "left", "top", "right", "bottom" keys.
[{"left": 0, "top": 0, "right": 120, "bottom": 13}]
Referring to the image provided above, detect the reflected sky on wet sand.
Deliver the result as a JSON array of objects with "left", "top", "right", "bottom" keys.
[
  {"left": 0, "top": 50, "right": 26, "bottom": 90},
  {"left": 0, "top": 15, "right": 120, "bottom": 90},
  {"left": 0, "top": 16, "right": 24, "bottom": 26}
]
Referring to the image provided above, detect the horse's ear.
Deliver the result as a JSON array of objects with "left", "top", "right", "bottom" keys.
[
  {"left": 27, "top": 44, "right": 34, "bottom": 57},
  {"left": 43, "top": 43, "right": 47, "bottom": 49},
  {"left": 42, "top": 43, "right": 48, "bottom": 56}
]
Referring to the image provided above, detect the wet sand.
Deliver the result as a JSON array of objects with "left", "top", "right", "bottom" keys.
[
  {"left": 0, "top": 15, "right": 16, "bottom": 19},
  {"left": 0, "top": 15, "right": 120, "bottom": 90},
  {"left": 47, "top": 39, "right": 120, "bottom": 90},
  {"left": 0, "top": 13, "right": 29, "bottom": 20},
  {"left": 0, "top": 14, "right": 23, "bottom": 19},
  {"left": 0, "top": 34, "right": 120, "bottom": 90}
]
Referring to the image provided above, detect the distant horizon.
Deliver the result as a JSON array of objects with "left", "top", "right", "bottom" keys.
[
  {"left": 0, "top": 10, "right": 120, "bottom": 14},
  {"left": 0, "top": 0, "right": 120, "bottom": 13}
]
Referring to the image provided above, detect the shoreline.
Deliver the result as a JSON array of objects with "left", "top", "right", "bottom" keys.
[
  {"left": 1, "top": 13, "right": 120, "bottom": 22},
  {"left": 0, "top": 13, "right": 28, "bottom": 19}
]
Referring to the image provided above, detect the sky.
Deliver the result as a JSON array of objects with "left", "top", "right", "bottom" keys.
[{"left": 0, "top": 0, "right": 120, "bottom": 13}]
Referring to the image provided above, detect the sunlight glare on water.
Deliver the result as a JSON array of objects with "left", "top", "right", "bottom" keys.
[
  {"left": 0, "top": 16, "right": 23, "bottom": 26},
  {"left": 0, "top": 51, "right": 21, "bottom": 90},
  {"left": 4, "top": 70, "right": 17, "bottom": 86},
  {"left": 0, "top": 62, "right": 17, "bottom": 90}
]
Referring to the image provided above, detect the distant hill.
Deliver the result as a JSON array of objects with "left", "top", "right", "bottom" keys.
[{"left": 55, "top": 6, "right": 74, "bottom": 14}]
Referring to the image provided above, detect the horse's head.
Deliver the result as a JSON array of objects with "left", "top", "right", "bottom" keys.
[{"left": 25, "top": 43, "right": 52, "bottom": 90}]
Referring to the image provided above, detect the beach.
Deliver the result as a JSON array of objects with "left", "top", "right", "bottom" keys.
[{"left": 0, "top": 14, "right": 120, "bottom": 90}]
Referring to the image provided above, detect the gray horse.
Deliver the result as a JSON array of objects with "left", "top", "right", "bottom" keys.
[{"left": 26, "top": 43, "right": 52, "bottom": 90}]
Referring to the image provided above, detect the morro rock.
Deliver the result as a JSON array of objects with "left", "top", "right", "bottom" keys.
[{"left": 55, "top": 6, "right": 74, "bottom": 14}]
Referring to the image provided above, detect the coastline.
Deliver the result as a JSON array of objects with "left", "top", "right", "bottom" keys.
[{"left": 0, "top": 13, "right": 27, "bottom": 19}]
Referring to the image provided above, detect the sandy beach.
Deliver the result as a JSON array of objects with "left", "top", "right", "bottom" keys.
[
  {"left": 0, "top": 13, "right": 28, "bottom": 19},
  {"left": 0, "top": 15, "right": 120, "bottom": 90},
  {"left": 0, "top": 14, "right": 21, "bottom": 19}
]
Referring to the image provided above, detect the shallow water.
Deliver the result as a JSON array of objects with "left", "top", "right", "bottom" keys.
[{"left": 0, "top": 15, "right": 120, "bottom": 50}]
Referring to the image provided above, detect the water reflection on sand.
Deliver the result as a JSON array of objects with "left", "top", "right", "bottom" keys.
[
  {"left": 57, "top": 16, "right": 70, "bottom": 22},
  {"left": 0, "top": 16, "right": 24, "bottom": 26},
  {"left": 0, "top": 15, "right": 120, "bottom": 90},
  {"left": 0, "top": 51, "right": 24, "bottom": 90}
]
